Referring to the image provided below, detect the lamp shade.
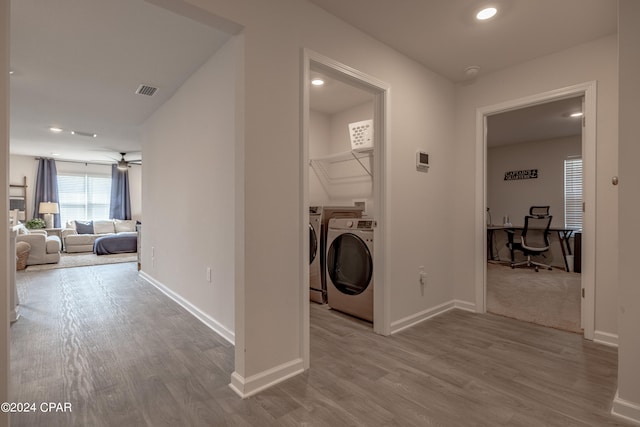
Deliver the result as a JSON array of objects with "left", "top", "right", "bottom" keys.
[{"left": 38, "top": 202, "right": 59, "bottom": 215}]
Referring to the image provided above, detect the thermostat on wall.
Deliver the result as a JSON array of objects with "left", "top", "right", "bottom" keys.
[{"left": 416, "top": 151, "right": 429, "bottom": 171}]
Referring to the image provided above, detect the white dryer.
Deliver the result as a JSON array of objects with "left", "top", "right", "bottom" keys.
[
  {"left": 325, "top": 218, "right": 374, "bottom": 322},
  {"left": 309, "top": 208, "right": 323, "bottom": 303}
]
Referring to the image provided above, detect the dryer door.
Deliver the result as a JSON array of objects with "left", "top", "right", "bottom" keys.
[
  {"left": 309, "top": 223, "right": 318, "bottom": 264},
  {"left": 327, "top": 233, "right": 372, "bottom": 295}
]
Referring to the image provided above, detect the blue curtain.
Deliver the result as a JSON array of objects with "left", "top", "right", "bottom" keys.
[
  {"left": 109, "top": 164, "right": 131, "bottom": 220},
  {"left": 33, "top": 158, "right": 60, "bottom": 227}
]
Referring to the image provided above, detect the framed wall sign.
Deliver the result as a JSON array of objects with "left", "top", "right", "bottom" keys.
[{"left": 504, "top": 169, "right": 538, "bottom": 181}]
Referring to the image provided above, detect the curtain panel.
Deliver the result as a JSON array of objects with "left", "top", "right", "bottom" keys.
[
  {"left": 109, "top": 164, "right": 131, "bottom": 220},
  {"left": 33, "top": 158, "right": 61, "bottom": 228}
]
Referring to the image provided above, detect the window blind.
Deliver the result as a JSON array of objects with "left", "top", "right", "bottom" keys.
[
  {"left": 564, "top": 158, "right": 583, "bottom": 229},
  {"left": 57, "top": 174, "right": 111, "bottom": 226}
]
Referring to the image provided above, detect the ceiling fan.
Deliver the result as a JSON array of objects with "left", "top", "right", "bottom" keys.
[{"left": 115, "top": 152, "right": 142, "bottom": 170}]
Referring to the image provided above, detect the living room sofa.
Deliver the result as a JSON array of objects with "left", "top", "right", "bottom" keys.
[
  {"left": 62, "top": 219, "right": 137, "bottom": 253},
  {"left": 16, "top": 225, "right": 62, "bottom": 265}
]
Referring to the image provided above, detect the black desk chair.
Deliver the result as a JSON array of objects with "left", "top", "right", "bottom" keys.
[
  {"left": 529, "top": 205, "right": 550, "bottom": 216},
  {"left": 506, "top": 214, "right": 553, "bottom": 272}
]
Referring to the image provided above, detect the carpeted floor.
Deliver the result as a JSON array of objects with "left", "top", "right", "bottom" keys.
[
  {"left": 486, "top": 262, "right": 582, "bottom": 333},
  {"left": 23, "top": 252, "right": 137, "bottom": 272}
]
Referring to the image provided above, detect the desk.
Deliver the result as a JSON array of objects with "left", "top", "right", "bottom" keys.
[{"left": 488, "top": 225, "right": 578, "bottom": 272}]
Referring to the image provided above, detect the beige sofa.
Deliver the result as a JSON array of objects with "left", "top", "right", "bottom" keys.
[
  {"left": 16, "top": 225, "right": 61, "bottom": 265},
  {"left": 62, "top": 219, "right": 137, "bottom": 253}
]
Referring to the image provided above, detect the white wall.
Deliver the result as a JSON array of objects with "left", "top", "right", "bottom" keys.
[
  {"left": 487, "top": 136, "right": 581, "bottom": 267},
  {"left": 141, "top": 35, "right": 239, "bottom": 342},
  {"left": 309, "top": 110, "right": 331, "bottom": 205},
  {"left": 488, "top": 136, "right": 581, "bottom": 228},
  {"left": 163, "top": 0, "right": 455, "bottom": 392},
  {"left": 9, "top": 154, "right": 142, "bottom": 222},
  {"left": 615, "top": 0, "right": 640, "bottom": 422},
  {"left": 309, "top": 101, "right": 374, "bottom": 211},
  {"left": 454, "top": 35, "right": 619, "bottom": 337}
]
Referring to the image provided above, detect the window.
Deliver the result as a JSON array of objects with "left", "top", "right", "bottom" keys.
[
  {"left": 564, "top": 157, "right": 583, "bottom": 229},
  {"left": 57, "top": 174, "right": 111, "bottom": 226}
]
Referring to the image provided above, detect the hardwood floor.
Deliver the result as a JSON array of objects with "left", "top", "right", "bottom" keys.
[{"left": 11, "top": 263, "right": 633, "bottom": 426}]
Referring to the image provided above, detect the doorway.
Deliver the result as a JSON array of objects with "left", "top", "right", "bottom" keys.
[
  {"left": 485, "top": 96, "right": 583, "bottom": 333},
  {"left": 301, "top": 50, "right": 390, "bottom": 368},
  {"left": 476, "top": 82, "right": 597, "bottom": 340}
]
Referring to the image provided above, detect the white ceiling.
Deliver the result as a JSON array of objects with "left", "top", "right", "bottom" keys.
[
  {"left": 307, "top": 0, "right": 614, "bottom": 143},
  {"left": 10, "top": 0, "right": 230, "bottom": 164},
  {"left": 487, "top": 97, "right": 583, "bottom": 147},
  {"left": 309, "top": 73, "right": 374, "bottom": 115},
  {"left": 10, "top": 1, "right": 617, "bottom": 163},
  {"left": 308, "top": 0, "right": 617, "bottom": 83}
]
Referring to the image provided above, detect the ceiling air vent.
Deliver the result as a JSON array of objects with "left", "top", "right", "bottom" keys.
[{"left": 135, "top": 84, "right": 158, "bottom": 97}]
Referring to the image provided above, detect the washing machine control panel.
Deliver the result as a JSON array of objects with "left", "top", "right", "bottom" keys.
[{"left": 357, "top": 220, "right": 374, "bottom": 229}]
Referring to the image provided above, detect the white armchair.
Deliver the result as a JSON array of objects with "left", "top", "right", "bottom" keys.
[{"left": 15, "top": 227, "right": 61, "bottom": 266}]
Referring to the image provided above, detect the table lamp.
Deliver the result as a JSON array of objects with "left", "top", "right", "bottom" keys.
[{"left": 39, "top": 202, "right": 59, "bottom": 229}]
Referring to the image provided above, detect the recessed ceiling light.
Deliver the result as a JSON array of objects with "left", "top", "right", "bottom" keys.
[
  {"left": 49, "top": 127, "right": 63, "bottom": 133},
  {"left": 311, "top": 78, "right": 325, "bottom": 86},
  {"left": 476, "top": 7, "right": 497, "bottom": 20},
  {"left": 51, "top": 153, "right": 60, "bottom": 156},
  {"left": 9, "top": 70, "right": 14, "bottom": 75},
  {"left": 570, "top": 112, "right": 584, "bottom": 118}
]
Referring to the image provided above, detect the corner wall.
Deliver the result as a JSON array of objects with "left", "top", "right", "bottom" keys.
[
  {"left": 175, "top": 0, "right": 457, "bottom": 393},
  {"left": 454, "top": 35, "right": 619, "bottom": 338},
  {"left": 140, "top": 35, "right": 239, "bottom": 343},
  {"left": 614, "top": 0, "right": 640, "bottom": 422}
]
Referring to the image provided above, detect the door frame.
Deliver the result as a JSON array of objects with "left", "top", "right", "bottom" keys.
[
  {"left": 475, "top": 81, "right": 597, "bottom": 340},
  {"left": 300, "top": 49, "right": 390, "bottom": 368}
]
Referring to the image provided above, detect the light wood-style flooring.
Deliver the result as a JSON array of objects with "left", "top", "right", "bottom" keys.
[{"left": 11, "top": 263, "right": 632, "bottom": 426}]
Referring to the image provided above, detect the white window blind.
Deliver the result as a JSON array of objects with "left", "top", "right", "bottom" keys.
[
  {"left": 57, "top": 174, "right": 111, "bottom": 226},
  {"left": 564, "top": 157, "right": 583, "bottom": 229}
]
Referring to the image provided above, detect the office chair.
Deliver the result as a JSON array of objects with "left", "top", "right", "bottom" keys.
[
  {"left": 529, "top": 205, "right": 550, "bottom": 216},
  {"left": 506, "top": 214, "right": 553, "bottom": 272}
]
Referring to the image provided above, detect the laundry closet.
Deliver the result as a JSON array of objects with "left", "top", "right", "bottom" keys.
[{"left": 308, "top": 75, "right": 376, "bottom": 323}]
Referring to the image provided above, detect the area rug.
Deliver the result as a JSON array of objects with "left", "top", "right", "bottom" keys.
[
  {"left": 486, "top": 262, "right": 582, "bottom": 333},
  {"left": 24, "top": 252, "right": 137, "bottom": 272}
]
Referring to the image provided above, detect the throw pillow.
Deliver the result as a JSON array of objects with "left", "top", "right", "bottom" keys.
[
  {"left": 75, "top": 220, "right": 94, "bottom": 234},
  {"left": 93, "top": 220, "right": 116, "bottom": 234},
  {"left": 114, "top": 219, "right": 136, "bottom": 233}
]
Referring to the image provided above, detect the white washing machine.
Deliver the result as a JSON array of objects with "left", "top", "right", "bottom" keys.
[
  {"left": 309, "top": 208, "right": 323, "bottom": 303},
  {"left": 325, "top": 218, "right": 374, "bottom": 322}
]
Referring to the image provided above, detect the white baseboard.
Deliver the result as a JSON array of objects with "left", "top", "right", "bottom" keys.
[
  {"left": 453, "top": 299, "right": 476, "bottom": 312},
  {"left": 390, "top": 299, "right": 476, "bottom": 335},
  {"left": 612, "top": 390, "right": 640, "bottom": 425},
  {"left": 139, "top": 271, "right": 235, "bottom": 345},
  {"left": 229, "top": 358, "right": 304, "bottom": 399},
  {"left": 594, "top": 330, "right": 619, "bottom": 347}
]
